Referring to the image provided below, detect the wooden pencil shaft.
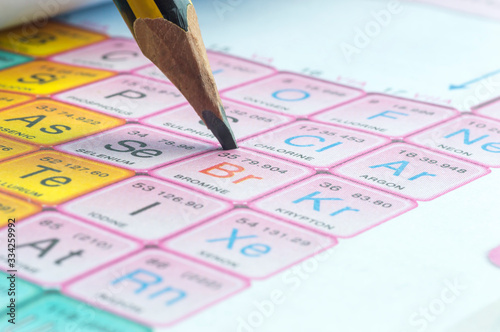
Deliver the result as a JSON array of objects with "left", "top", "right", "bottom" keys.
[
  {"left": 133, "top": 7, "right": 220, "bottom": 118},
  {"left": 113, "top": 0, "right": 191, "bottom": 33},
  {"left": 113, "top": 0, "right": 238, "bottom": 149}
]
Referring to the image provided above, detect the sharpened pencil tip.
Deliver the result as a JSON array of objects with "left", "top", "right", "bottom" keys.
[{"left": 202, "top": 110, "right": 238, "bottom": 150}]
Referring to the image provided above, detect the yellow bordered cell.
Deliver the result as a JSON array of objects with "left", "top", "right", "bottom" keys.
[
  {"left": 0, "top": 22, "right": 107, "bottom": 57},
  {"left": 0, "top": 100, "right": 125, "bottom": 146},
  {"left": 0, "top": 91, "right": 34, "bottom": 110},
  {"left": 0, "top": 136, "right": 37, "bottom": 161},
  {"left": 0, "top": 61, "right": 115, "bottom": 95},
  {"left": 0, "top": 192, "right": 41, "bottom": 227},
  {"left": 0, "top": 151, "right": 134, "bottom": 205}
]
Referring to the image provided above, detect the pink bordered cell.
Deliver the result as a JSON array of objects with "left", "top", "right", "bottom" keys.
[
  {"left": 333, "top": 143, "right": 489, "bottom": 201},
  {"left": 152, "top": 148, "right": 314, "bottom": 203},
  {"left": 54, "top": 74, "right": 186, "bottom": 120},
  {"left": 240, "top": 120, "right": 390, "bottom": 169},
  {"left": 206, "top": 51, "right": 276, "bottom": 90},
  {"left": 60, "top": 176, "right": 231, "bottom": 244},
  {"left": 56, "top": 124, "right": 214, "bottom": 172},
  {"left": 0, "top": 212, "right": 139, "bottom": 287},
  {"left": 50, "top": 38, "right": 151, "bottom": 72},
  {"left": 222, "top": 72, "right": 364, "bottom": 117},
  {"left": 63, "top": 249, "right": 248, "bottom": 328},
  {"left": 141, "top": 99, "right": 294, "bottom": 144},
  {"left": 163, "top": 209, "right": 336, "bottom": 279},
  {"left": 474, "top": 98, "right": 500, "bottom": 121},
  {"left": 488, "top": 246, "right": 500, "bottom": 268},
  {"left": 407, "top": 115, "right": 500, "bottom": 168},
  {"left": 252, "top": 174, "right": 416, "bottom": 238},
  {"left": 312, "top": 94, "right": 459, "bottom": 139},
  {"left": 134, "top": 51, "right": 276, "bottom": 90},
  {"left": 133, "top": 64, "right": 171, "bottom": 84}
]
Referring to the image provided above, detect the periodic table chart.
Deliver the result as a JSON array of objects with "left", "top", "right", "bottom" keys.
[{"left": 0, "top": 2, "right": 499, "bottom": 332}]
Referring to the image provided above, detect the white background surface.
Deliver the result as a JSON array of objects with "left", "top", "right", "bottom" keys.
[{"left": 52, "top": 1, "right": 500, "bottom": 331}]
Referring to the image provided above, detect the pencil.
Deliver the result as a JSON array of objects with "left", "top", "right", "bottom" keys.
[{"left": 112, "top": 0, "right": 238, "bottom": 150}]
